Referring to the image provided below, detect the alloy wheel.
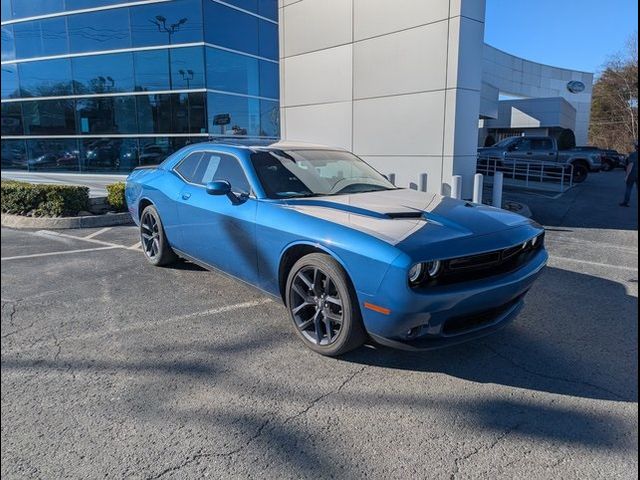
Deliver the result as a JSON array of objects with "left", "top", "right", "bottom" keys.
[
  {"left": 290, "top": 267, "right": 344, "bottom": 346},
  {"left": 140, "top": 211, "right": 160, "bottom": 259}
]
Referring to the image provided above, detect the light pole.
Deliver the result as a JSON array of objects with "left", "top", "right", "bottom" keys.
[
  {"left": 179, "top": 69, "right": 194, "bottom": 89},
  {"left": 149, "top": 15, "right": 188, "bottom": 90}
]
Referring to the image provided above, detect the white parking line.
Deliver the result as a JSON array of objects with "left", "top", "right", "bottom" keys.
[
  {"left": 127, "top": 241, "right": 142, "bottom": 250},
  {"left": 1, "top": 246, "right": 120, "bottom": 261},
  {"left": 549, "top": 255, "right": 638, "bottom": 272},
  {"left": 84, "top": 227, "right": 112, "bottom": 239},
  {"left": 35, "top": 230, "right": 124, "bottom": 249}
]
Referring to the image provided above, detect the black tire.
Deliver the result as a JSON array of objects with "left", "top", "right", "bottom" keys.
[
  {"left": 571, "top": 162, "right": 589, "bottom": 183},
  {"left": 602, "top": 160, "right": 614, "bottom": 172},
  {"left": 139, "top": 204, "right": 177, "bottom": 267},
  {"left": 285, "top": 253, "right": 366, "bottom": 356}
]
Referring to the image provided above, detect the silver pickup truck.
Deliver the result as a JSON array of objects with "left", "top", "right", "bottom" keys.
[{"left": 478, "top": 136, "right": 602, "bottom": 183}]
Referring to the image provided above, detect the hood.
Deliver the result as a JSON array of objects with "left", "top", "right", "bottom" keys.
[{"left": 282, "top": 189, "right": 532, "bottom": 246}]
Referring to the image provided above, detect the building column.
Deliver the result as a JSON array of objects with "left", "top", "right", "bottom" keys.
[{"left": 278, "top": 0, "right": 486, "bottom": 198}]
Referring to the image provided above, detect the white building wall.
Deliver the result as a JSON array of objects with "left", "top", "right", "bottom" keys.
[{"left": 278, "top": 0, "right": 486, "bottom": 197}]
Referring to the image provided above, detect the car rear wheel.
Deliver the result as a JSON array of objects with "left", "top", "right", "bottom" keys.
[
  {"left": 140, "top": 205, "right": 177, "bottom": 267},
  {"left": 571, "top": 162, "right": 589, "bottom": 183},
  {"left": 286, "top": 253, "right": 366, "bottom": 356}
]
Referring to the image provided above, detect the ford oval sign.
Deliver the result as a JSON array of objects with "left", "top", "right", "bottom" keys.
[{"left": 567, "top": 80, "right": 586, "bottom": 94}]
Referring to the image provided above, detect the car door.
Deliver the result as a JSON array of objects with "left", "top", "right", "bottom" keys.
[
  {"left": 505, "top": 137, "right": 533, "bottom": 164},
  {"left": 174, "top": 151, "right": 258, "bottom": 284},
  {"left": 530, "top": 137, "right": 556, "bottom": 162}
]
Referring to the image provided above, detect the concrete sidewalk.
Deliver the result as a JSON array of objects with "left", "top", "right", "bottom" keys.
[{"left": 1, "top": 171, "right": 127, "bottom": 198}]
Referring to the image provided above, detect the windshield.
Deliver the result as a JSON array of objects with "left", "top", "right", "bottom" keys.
[
  {"left": 250, "top": 149, "right": 397, "bottom": 199},
  {"left": 493, "top": 138, "right": 517, "bottom": 148}
]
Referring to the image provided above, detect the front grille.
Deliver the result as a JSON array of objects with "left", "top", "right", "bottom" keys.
[
  {"left": 442, "top": 296, "right": 523, "bottom": 336},
  {"left": 436, "top": 233, "right": 544, "bottom": 285}
]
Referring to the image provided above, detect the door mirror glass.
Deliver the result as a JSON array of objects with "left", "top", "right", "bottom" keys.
[{"left": 206, "top": 180, "right": 231, "bottom": 196}]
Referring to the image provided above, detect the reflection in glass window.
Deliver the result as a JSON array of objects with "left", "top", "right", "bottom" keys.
[
  {"left": 258, "top": 0, "right": 278, "bottom": 21},
  {"left": 68, "top": 9, "right": 131, "bottom": 53},
  {"left": 258, "top": 20, "right": 278, "bottom": 60},
  {"left": 137, "top": 94, "right": 172, "bottom": 134},
  {"left": 1, "top": 64, "right": 19, "bottom": 99},
  {"left": 1, "top": 26, "right": 16, "bottom": 62},
  {"left": 75, "top": 97, "right": 137, "bottom": 134},
  {"left": 207, "top": 93, "right": 259, "bottom": 137},
  {"left": 172, "top": 92, "right": 207, "bottom": 133},
  {"left": 14, "top": 18, "right": 68, "bottom": 58},
  {"left": 65, "top": 0, "right": 128, "bottom": 10},
  {"left": 205, "top": 2, "right": 259, "bottom": 56},
  {"left": 80, "top": 137, "right": 139, "bottom": 172},
  {"left": 130, "top": 0, "right": 203, "bottom": 48},
  {"left": 72, "top": 53, "right": 134, "bottom": 94},
  {"left": 18, "top": 59, "right": 73, "bottom": 97},
  {"left": 1, "top": 1, "right": 11, "bottom": 22},
  {"left": 1, "top": 140, "right": 28, "bottom": 170},
  {"left": 259, "top": 60, "right": 279, "bottom": 99},
  {"left": 22, "top": 99, "right": 75, "bottom": 135},
  {"left": 206, "top": 47, "right": 259, "bottom": 96},
  {"left": 134, "top": 49, "right": 170, "bottom": 91},
  {"left": 26, "top": 138, "right": 80, "bottom": 172},
  {"left": 170, "top": 47, "right": 205, "bottom": 90},
  {"left": 259, "top": 100, "right": 279, "bottom": 138},
  {"left": 139, "top": 137, "right": 172, "bottom": 165},
  {"left": 11, "top": 0, "right": 64, "bottom": 19},
  {"left": 1, "top": 103, "right": 23, "bottom": 135}
]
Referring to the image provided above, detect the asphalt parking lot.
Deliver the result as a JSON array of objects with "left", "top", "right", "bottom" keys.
[{"left": 1, "top": 171, "right": 638, "bottom": 479}]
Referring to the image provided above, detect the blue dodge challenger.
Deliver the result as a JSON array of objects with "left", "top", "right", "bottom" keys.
[{"left": 126, "top": 142, "right": 547, "bottom": 356}]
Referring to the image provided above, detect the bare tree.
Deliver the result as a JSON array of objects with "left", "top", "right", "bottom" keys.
[{"left": 589, "top": 32, "right": 639, "bottom": 153}]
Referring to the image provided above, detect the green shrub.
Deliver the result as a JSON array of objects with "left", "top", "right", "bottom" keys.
[
  {"left": 106, "top": 182, "right": 127, "bottom": 212},
  {"left": 1, "top": 180, "right": 90, "bottom": 217}
]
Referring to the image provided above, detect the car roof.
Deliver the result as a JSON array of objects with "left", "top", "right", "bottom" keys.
[{"left": 202, "top": 139, "right": 346, "bottom": 152}]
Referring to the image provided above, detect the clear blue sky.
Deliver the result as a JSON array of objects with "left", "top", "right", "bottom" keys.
[{"left": 484, "top": 0, "right": 638, "bottom": 74}]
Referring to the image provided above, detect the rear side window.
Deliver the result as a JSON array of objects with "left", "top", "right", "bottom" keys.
[
  {"left": 176, "top": 151, "right": 250, "bottom": 194},
  {"left": 174, "top": 152, "right": 204, "bottom": 182},
  {"left": 531, "top": 138, "right": 553, "bottom": 150}
]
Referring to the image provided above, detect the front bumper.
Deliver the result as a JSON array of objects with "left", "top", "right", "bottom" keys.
[{"left": 359, "top": 248, "right": 548, "bottom": 351}]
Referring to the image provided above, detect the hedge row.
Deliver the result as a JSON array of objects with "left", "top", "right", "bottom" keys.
[
  {"left": 106, "top": 182, "right": 127, "bottom": 212},
  {"left": 1, "top": 180, "right": 90, "bottom": 217}
]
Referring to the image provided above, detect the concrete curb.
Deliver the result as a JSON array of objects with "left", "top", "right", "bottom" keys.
[{"left": 1, "top": 212, "right": 134, "bottom": 229}]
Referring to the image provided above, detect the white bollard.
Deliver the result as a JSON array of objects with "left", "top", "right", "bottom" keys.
[
  {"left": 473, "top": 173, "right": 483, "bottom": 204},
  {"left": 451, "top": 175, "right": 462, "bottom": 200},
  {"left": 420, "top": 173, "right": 428, "bottom": 192},
  {"left": 388, "top": 173, "right": 396, "bottom": 186},
  {"left": 492, "top": 171, "right": 503, "bottom": 209}
]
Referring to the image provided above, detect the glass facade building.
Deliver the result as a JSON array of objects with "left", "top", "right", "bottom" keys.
[{"left": 1, "top": 0, "right": 279, "bottom": 172}]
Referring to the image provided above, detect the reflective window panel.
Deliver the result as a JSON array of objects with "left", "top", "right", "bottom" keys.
[
  {"left": 136, "top": 94, "right": 172, "bottom": 134},
  {"left": 130, "top": 0, "right": 203, "bottom": 48},
  {"left": 170, "top": 47, "right": 205, "bottom": 90},
  {"left": 1, "top": 140, "right": 28, "bottom": 170},
  {"left": 1, "top": 103, "right": 24, "bottom": 135},
  {"left": 221, "top": 0, "right": 278, "bottom": 21},
  {"left": 80, "top": 137, "right": 140, "bottom": 172},
  {"left": 22, "top": 99, "right": 76, "bottom": 135},
  {"left": 1, "top": 64, "right": 20, "bottom": 99},
  {"left": 18, "top": 58, "right": 73, "bottom": 97},
  {"left": 11, "top": 0, "right": 64, "bottom": 20},
  {"left": 67, "top": 8, "right": 131, "bottom": 53},
  {"left": 207, "top": 92, "right": 260, "bottom": 137},
  {"left": 259, "top": 99, "right": 279, "bottom": 138},
  {"left": 26, "top": 138, "right": 80, "bottom": 172},
  {"left": 206, "top": 47, "right": 260, "bottom": 96},
  {"left": 133, "top": 49, "right": 170, "bottom": 91},
  {"left": 75, "top": 96, "right": 138, "bottom": 134},
  {"left": 1, "top": 26, "right": 16, "bottom": 62},
  {"left": 71, "top": 52, "right": 135, "bottom": 94},
  {"left": 13, "top": 17, "right": 68, "bottom": 58}
]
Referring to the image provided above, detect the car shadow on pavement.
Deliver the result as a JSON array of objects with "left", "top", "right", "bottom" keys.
[{"left": 343, "top": 266, "right": 638, "bottom": 403}]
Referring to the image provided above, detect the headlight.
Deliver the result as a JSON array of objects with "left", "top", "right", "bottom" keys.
[
  {"left": 408, "top": 263, "right": 424, "bottom": 285},
  {"left": 409, "top": 260, "right": 442, "bottom": 287}
]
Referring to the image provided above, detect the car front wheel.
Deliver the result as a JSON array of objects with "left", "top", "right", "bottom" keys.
[
  {"left": 140, "top": 204, "right": 177, "bottom": 267},
  {"left": 286, "top": 253, "right": 366, "bottom": 356}
]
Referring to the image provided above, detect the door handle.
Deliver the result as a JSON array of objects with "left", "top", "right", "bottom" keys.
[{"left": 182, "top": 193, "right": 191, "bottom": 200}]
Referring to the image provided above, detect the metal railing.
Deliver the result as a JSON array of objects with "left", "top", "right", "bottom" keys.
[{"left": 477, "top": 156, "right": 575, "bottom": 193}]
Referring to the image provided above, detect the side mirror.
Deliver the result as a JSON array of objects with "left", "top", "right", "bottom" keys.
[{"left": 206, "top": 180, "right": 231, "bottom": 196}]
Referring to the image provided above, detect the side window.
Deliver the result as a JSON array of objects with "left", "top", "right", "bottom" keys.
[
  {"left": 174, "top": 152, "right": 204, "bottom": 182},
  {"left": 515, "top": 138, "right": 532, "bottom": 151},
  {"left": 196, "top": 153, "right": 251, "bottom": 194},
  {"left": 531, "top": 139, "right": 553, "bottom": 151}
]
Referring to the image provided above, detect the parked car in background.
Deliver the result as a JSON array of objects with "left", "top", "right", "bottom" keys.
[
  {"left": 478, "top": 136, "right": 602, "bottom": 183},
  {"left": 126, "top": 142, "right": 547, "bottom": 356},
  {"left": 570, "top": 146, "right": 626, "bottom": 171}
]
